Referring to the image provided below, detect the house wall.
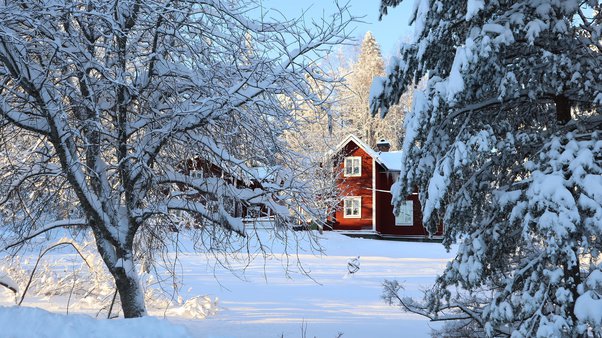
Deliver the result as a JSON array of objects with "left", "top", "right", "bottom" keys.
[
  {"left": 332, "top": 141, "right": 373, "bottom": 231},
  {"left": 184, "top": 157, "right": 266, "bottom": 219},
  {"left": 375, "top": 163, "right": 443, "bottom": 237}
]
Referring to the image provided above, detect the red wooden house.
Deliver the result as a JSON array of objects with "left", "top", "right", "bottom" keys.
[
  {"left": 328, "top": 134, "right": 443, "bottom": 240},
  {"left": 181, "top": 157, "right": 276, "bottom": 227}
]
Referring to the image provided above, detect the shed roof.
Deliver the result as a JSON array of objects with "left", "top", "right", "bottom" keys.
[{"left": 377, "top": 151, "right": 403, "bottom": 171}]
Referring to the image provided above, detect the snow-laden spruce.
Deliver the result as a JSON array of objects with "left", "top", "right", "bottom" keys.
[
  {"left": 336, "top": 32, "right": 408, "bottom": 149},
  {"left": 0, "top": 0, "right": 352, "bottom": 318},
  {"left": 373, "top": 1, "right": 602, "bottom": 337}
]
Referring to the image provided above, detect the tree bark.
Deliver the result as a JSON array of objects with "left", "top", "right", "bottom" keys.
[
  {"left": 564, "top": 244, "right": 582, "bottom": 332},
  {"left": 112, "top": 258, "right": 147, "bottom": 318},
  {"left": 92, "top": 230, "right": 147, "bottom": 318},
  {"left": 554, "top": 95, "right": 571, "bottom": 125}
]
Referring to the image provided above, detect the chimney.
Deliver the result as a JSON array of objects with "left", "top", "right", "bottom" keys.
[{"left": 376, "top": 139, "right": 391, "bottom": 152}]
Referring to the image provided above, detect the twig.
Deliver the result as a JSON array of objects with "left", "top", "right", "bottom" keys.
[
  {"left": 0, "top": 281, "right": 17, "bottom": 295},
  {"left": 3, "top": 220, "right": 87, "bottom": 251},
  {"left": 19, "top": 241, "right": 91, "bottom": 306},
  {"left": 107, "top": 288, "right": 118, "bottom": 319},
  {"left": 66, "top": 269, "right": 77, "bottom": 315}
]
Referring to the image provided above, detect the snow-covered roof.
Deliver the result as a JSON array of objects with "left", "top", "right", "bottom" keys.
[
  {"left": 330, "top": 134, "right": 403, "bottom": 172},
  {"left": 377, "top": 151, "right": 403, "bottom": 171},
  {"left": 331, "top": 134, "right": 379, "bottom": 159}
]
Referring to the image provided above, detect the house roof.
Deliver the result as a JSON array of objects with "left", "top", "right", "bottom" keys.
[
  {"left": 377, "top": 151, "right": 403, "bottom": 171},
  {"left": 330, "top": 134, "right": 403, "bottom": 172}
]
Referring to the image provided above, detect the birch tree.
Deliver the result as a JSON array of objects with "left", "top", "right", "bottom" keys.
[
  {"left": 0, "top": 0, "right": 352, "bottom": 318},
  {"left": 373, "top": 0, "right": 602, "bottom": 336}
]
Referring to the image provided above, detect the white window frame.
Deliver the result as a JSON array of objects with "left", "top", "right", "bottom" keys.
[
  {"left": 344, "top": 156, "right": 362, "bottom": 177},
  {"left": 343, "top": 197, "right": 362, "bottom": 218},
  {"left": 395, "top": 200, "right": 414, "bottom": 226}
]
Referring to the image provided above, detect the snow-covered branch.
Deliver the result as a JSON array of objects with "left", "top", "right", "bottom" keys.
[
  {"left": 0, "top": 0, "right": 352, "bottom": 318},
  {"left": 3, "top": 218, "right": 87, "bottom": 251}
]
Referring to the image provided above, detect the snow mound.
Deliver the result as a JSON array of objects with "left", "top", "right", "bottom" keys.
[
  {"left": 575, "top": 291, "right": 602, "bottom": 326},
  {"left": 168, "top": 296, "right": 218, "bottom": 319},
  {"left": 0, "top": 306, "right": 192, "bottom": 338},
  {"left": 0, "top": 270, "right": 18, "bottom": 293}
]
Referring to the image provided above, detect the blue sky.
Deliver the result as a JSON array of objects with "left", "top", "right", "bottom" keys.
[{"left": 259, "top": 0, "right": 415, "bottom": 58}]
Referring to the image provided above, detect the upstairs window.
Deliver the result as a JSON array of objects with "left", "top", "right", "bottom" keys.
[
  {"left": 343, "top": 197, "right": 361, "bottom": 218},
  {"left": 344, "top": 156, "right": 361, "bottom": 177},
  {"left": 395, "top": 201, "right": 414, "bottom": 226}
]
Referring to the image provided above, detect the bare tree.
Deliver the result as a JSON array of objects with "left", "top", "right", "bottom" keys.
[{"left": 0, "top": 0, "right": 353, "bottom": 317}]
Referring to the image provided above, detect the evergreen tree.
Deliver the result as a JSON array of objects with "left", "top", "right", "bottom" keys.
[
  {"left": 340, "top": 32, "right": 406, "bottom": 148},
  {"left": 373, "top": 1, "right": 602, "bottom": 336}
]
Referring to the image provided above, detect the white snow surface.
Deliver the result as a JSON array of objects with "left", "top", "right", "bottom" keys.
[
  {"left": 0, "top": 231, "right": 455, "bottom": 338},
  {"left": 575, "top": 291, "right": 602, "bottom": 327},
  {"left": 378, "top": 151, "right": 404, "bottom": 171},
  {"left": 0, "top": 270, "right": 17, "bottom": 292},
  {"left": 465, "top": 0, "right": 485, "bottom": 20},
  {"left": 0, "top": 305, "right": 192, "bottom": 338}
]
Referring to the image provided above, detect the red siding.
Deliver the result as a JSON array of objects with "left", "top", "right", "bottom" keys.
[
  {"left": 375, "top": 163, "right": 443, "bottom": 237},
  {"left": 332, "top": 141, "right": 373, "bottom": 231},
  {"left": 328, "top": 138, "right": 444, "bottom": 239}
]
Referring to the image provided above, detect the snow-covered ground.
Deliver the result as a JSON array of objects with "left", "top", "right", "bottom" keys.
[
  {"left": 0, "top": 305, "right": 192, "bottom": 338},
  {"left": 0, "top": 231, "right": 455, "bottom": 338}
]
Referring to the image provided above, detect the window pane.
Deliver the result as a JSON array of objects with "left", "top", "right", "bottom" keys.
[
  {"left": 344, "top": 197, "right": 361, "bottom": 218},
  {"left": 395, "top": 201, "right": 413, "bottom": 225},
  {"left": 344, "top": 157, "right": 361, "bottom": 176}
]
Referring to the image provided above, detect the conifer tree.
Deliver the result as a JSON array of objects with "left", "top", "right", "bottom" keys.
[
  {"left": 340, "top": 32, "right": 407, "bottom": 148},
  {"left": 373, "top": 1, "right": 602, "bottom": 336}
]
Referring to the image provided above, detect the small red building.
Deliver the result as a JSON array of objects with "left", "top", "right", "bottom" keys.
[{"left": 328, "top": 134, "right": 443, "bottom": 240}]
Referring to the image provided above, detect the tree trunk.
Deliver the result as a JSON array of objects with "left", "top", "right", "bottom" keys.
[
  {"left": 564, "top": 244, "right": 582, "bottom": 334},
  {"left": 92, "top": 231, "right": 147, "bottom": 318},
  {"left": 554, "top": 95, "right": 571, "bottom": 125},
  {"left": 112, "top": 257, "right": 147, "bottom": 318}
]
